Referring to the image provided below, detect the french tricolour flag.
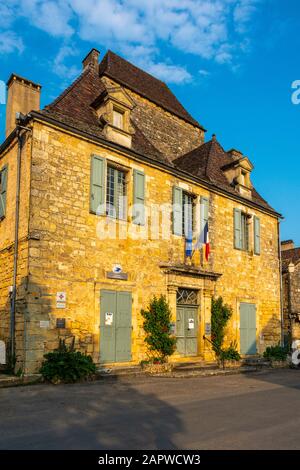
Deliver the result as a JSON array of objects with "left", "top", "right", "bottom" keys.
[{"left": 203, "top": 222, "right": 210, "bottom": 261}]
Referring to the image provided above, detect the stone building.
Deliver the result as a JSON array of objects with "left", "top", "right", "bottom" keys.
[
  {"left": 0, "top": 49, "right": 282, "bottom": 373},
  {"left": 281, "top": 240, "right": 300, "bottom": 344}
]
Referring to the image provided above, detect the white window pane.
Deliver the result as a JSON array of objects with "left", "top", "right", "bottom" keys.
[{"left": 113, "top": 110, "right": 124, "bottom": 129}]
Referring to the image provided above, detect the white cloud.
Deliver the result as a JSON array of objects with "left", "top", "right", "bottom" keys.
[
  {"left": 0, "top": 31, "right": 24, "bottom": 54},
  {"left": 0, "top": 0, "right": 263, "bottom": 83},
  {"left": 199, "top": 69, "right": 210, "bottom": 76},
  {"left": 233, "top": 0, "right": 260, "bottom": 33},
  {"left": 52, "top": 45, "right": 81, "bottom": 79},
  {"left": 144, "top": 62, "right": 192, "bottom": 85}
]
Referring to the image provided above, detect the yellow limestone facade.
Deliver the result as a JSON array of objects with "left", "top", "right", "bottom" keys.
[{"left": 0, "top": 117, "right": 282, "bottom": 374}]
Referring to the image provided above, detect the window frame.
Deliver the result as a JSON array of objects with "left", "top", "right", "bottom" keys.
[
  {"left": 182, "top": 191, "right": 195, "bottom": 238},
  {"left": 234, "top": 208, "right": 249, "bottom": 252},
  {"left": 106, "top": 164, "right": 127, "bottom": 220},
  {"left": 113, "top": 108, "right": 125, "bottom": 130}
]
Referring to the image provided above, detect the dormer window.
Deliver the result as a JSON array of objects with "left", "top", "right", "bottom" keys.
[
  {"left": 222, "top": 150, "right": 254, "bottom": 199},
  {"left": 113, "top": 109, "right": 124, "bottom": 130},
  {"left": 91, "top": 85, "right": 134, "bottom": 148}
]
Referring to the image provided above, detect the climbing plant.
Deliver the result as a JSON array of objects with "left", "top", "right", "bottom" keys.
[
  {"left": 211, "top": 296, "right": 233, "bottom": 356},
  {"left": 141, "top": 295, "right": 176, "bottom": 362}
]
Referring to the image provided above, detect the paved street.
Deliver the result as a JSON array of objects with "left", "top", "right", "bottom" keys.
[{"left": 0, "top": 369, "right": 299, "bottom": 450}]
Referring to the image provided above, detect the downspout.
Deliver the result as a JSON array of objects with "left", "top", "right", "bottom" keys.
[
  {"left": 10, "top": 121, "right": 31, "bottom": 365},
  {"left": 277, "top": 219, "right": 284, "bottom": 347}
]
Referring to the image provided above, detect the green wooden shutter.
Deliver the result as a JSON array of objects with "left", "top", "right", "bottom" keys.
[
  {"left": 200, "top": 196, "right": 209, "bottom": 243},
  {"left": 234, "top": 208, "right": 242, "bottom": 249},
  {"left": 133, "top": 169, "right": 145, "bottom": 225},
  {"left": 254, "top": 216, "right": 261, "bottom": 255},
  {"left": 0, "top": 166, "right": 8, "bottom": 219},
  {"left": 90, "top": 155, "right": 106, "bottom": 215},
  {"left": 100, "top": 290, "right": 117, "bottom": 363},
  {"left": 172, "top": 186, "right": 183, "bottom": 236}
]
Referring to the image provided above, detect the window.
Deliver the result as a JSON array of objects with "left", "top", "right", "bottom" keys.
[
  {"left": 234, "top": 209, "right": 249, "bottom": 251},
  {"left": 177, "top": 288, "right": 198, "bottom": 305},
  {"left": 0, "top": 166, "right": 8, "bottom": 220},
  {"left": 172, "top": 186, "right": 195, "bottom": 237},
  {"left": 113, "top": 109, "right": 124, "bottom": 130},
  {"left": 106, "top": 166, "right": 126, "bottom": 219},
  {"left": 240, "top": 171, "right": 246, "bottom": 186},
  {"left": 182, "top": 192, "right": 194, "bottom": 238}
]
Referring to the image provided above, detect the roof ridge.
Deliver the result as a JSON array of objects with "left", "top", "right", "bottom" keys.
[{"left": 204, "top": 139, "right": 214, "bottom": 178}]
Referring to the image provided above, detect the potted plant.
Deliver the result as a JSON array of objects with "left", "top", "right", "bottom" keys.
[
  {"left": 263, "top": 344, "right": 289, "bottom": 368},
  {"left": 141, "top": 295, "right": 176, "bottom": 374},
  {"left": 219, "top": 342, "right": 241, "bottom": 369}
]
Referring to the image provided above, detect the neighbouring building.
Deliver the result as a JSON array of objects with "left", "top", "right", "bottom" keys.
[
  {"left": 0, "top": 49, "right": 283, "bottom": 373},
  {"left": 281, "top": 240, "right": 300, "bottom": 344}
]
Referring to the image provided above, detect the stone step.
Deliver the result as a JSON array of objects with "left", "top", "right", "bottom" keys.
[{"left": 97, "top": 365, "right": 143, "bottom": 377}]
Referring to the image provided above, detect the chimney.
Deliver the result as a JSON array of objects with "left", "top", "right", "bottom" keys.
[
  {"left": 281, "top": 240, "right": 295, "bottom": 252},
  {"left": 6, "top": 74, "right": 41, "bottom": 137},
  {"left": 82, "top": 48, "right": 100, "bottom": 71}
]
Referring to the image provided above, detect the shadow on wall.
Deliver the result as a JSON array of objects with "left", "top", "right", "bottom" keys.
[
  {"left": 0, "top": 378, "right": 183, "bottom": 450},
  {"left": 259, "top": 314, "right": 282, "bottom": 354}
]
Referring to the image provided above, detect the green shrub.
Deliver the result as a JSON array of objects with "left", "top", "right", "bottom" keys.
[
  {"left": 211, "top": 297, "right": 233, "bottom": 356},
  {"left": 219, "top": 342, "right": 241, "bottom": 362},
  {"left": 141, "top": 295, "right": 176, "bottom": 362},
  {"left": 40, "top": 339, "right": 96, "bottom": 383},
  {"left": 263, "top": 344, "right": 288, "bottom": 362}
]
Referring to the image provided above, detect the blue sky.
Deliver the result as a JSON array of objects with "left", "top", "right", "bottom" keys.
[{"left": 0, "top": 0, "right": 299, "bottom": 244}]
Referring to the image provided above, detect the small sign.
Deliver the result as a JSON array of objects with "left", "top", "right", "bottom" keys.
[
  {"left": 205, "top": 323, "right": 211, "bottom": 335},
  {"left": 56, "top": 318, "right": 66, "bottom": 329},
  {"left": 105, "top": 312, "right": 113, "bottom": 326},
  {"left": 40, "top": 320, "right": 50, "bottom": 329},
  {"left": 0, "top": 340, "right": 6, "bottom": 365},
  {"left": 56, "top": 302, "right": 66, "bottom": 309},
  {"left": 106, "top": 272, "right": 128, "bottom": 280},
  {"left": 169, "top": 322, "right": 176, "bottom": 335},
  {"left": 188, "top": 318, "right": 195, "bottom": 330},
  {"left": 56, "top": 292, "right": 67, "bottom": 302},
  {"left": 112, "top": 264, "right": 122, "bottom": 274}
]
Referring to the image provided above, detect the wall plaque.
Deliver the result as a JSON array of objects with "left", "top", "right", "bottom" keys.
[
  {"left": 56, "top": 318, "right": 66, "bottom": 329},
  {"left": 106, "top": 272, "right": 128, "bottom": 280},
  {"left": 205, "top": 323, "right": 211, "bottom": 335}
]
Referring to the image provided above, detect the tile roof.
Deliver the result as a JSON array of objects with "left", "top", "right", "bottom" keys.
[
  {"left": 99, "top": 50, "right": 203, "bottom": 128},
  {"left": 173, "top": 136, "right": 276, "bottom": 212},
  {"left": 41, "top": 50, "right": 278, "bottom": 215},
  {"left": 43, "top": 65, "right": 168, "bottom": 163},
  {"left": 282, "top": 247, "right": 300, "bottom": 272}
]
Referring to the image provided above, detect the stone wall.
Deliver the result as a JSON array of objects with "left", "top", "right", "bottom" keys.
[
  {"left": 101, "top": 76, "right": 204, "bottom": 162},
  {"left": 18, "top": 120, "right": 282, "bottom": 372},
  {"left": 0, "top": 135, "right": 31, "bottom": 367}
]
